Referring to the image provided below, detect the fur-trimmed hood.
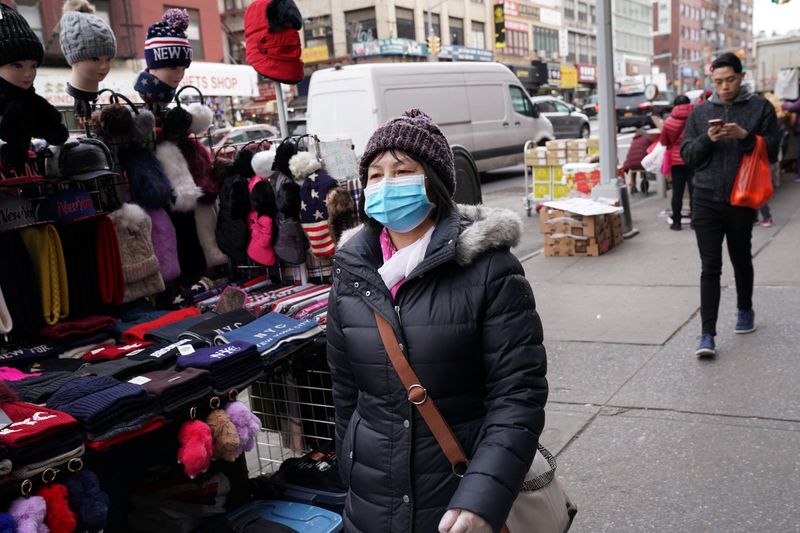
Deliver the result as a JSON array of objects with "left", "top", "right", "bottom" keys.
[
  {"left": 156, "top": 141, "right": 204, "bottom": 212},
  {"left": 338, "top": 204, "right": 521, "bottom": 267}
]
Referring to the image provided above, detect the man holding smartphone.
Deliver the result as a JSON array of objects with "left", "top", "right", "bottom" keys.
[{"left": 681, "top": 52, "right": 781, "bottom": 358}]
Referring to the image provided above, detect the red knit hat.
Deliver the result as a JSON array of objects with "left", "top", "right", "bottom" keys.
[{"left": 0, "top": 403, "right": 78, "bottom": 448}]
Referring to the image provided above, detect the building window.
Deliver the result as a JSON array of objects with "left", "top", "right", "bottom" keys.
[
  {"left": 396, "top": 7, "right": 415, "bottom": 40},
  {"left": 564, "top": 0, "right": 575, "bottom": 20},
  {"left": 303, "top": 15, "right": 333, "bottom": 57},
  {"left": 506, "top": 29, "right": 529, "bottom": 57},
  {"left": 578, "top": 34, "right": 589, "bottom": 63},
  {"left": 471, "top": 21, "right": 485, "bottom": 49},
  {"left": 346, "top": 8, "right": 378, "bottom": 53},
  {"left": 590, "top": 5, "right": 596, "bottom": 24},
  {"left": 15, "top": 1, "right": 43, "bottom": 44},
  {"left": 577, "top": 2, "right": 587, "bottom": 22},
  {"left": 567, "top": 31, "right": 577, "bottom": 63},
  {"left": 533, "top": 26, "right": 559, "bottom": 57},
  {"left": 167, "top": 6, "right": 203, "bottom": 60},
  {"left": 449, "top": 17, "right": 463, "bottom": 46}
]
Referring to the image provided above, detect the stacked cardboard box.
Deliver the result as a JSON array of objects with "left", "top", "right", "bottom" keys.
[
  {"left": 609, "top": 213, "right": 624, "bottom": 247},
  {"left": 525, "top": 138, "right": 602, "bottom": 202},
  {"left": 540, "top": 206, "right": 620, "bottom": 257}
]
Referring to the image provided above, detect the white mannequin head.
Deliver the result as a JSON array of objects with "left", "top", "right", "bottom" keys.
[{"left": 69, "top": 56, "right": 113, "bottom": 92}]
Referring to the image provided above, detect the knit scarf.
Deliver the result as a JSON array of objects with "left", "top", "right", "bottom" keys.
[
  {"left": 19, "top": 224, "right": 69, "bottom": 325},
  {"left": 134, "top": 70, "right": 177, "bottom": 104},
  {"left": 378, "top": 225, "right": 435, "bottom": 299}
]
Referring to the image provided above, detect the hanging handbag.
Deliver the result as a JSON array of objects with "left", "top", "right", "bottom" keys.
[
  {"left": 730, "top": 135, "right": 773, "bottom": 209},
  {"left": 373, "top": 312, "right": 577, "bottom": 533}
]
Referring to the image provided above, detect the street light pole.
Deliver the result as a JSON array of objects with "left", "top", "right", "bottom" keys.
[{"left": 591, "top": 0, "right": 619, "bottom": 202}]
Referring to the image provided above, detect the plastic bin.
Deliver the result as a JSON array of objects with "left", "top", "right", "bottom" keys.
[
  {"left": 226, "top": 500, "right": 343, "bottom": 533},
  {"left": 271, "top": 446, "right": 347, "bottom": 515}
]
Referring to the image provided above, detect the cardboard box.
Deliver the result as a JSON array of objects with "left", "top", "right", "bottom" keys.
[
  {"left": 533, "top": 183, "right": 552, "bottom": 199},
  {"left": 546, "top": 139, "right": 569, "bottom": 150},
  {"left": 553, "top": 166, "right": 564, "bottom": 182},
  {"left": 587, "top": 147, "right": 600, "bottom": 156},
  {"left": 553, "top": 183, "right": 570, "bottom": 199},
  {"left": 573, "top": 237, "right": 611, "bottom": 257},
  {"left": 525, "top": 154, "right": 549, "bottom": 167},
  {"left": 540, "top": 208, "right": 609, "bottom": 237},
  {"left": 567, "top": 150, "right": 587, "bottom": 163},
  {"left": 547, "top": 157, "right": 567, "bottom": 166},
  {"left": 543, "top": 233, "right": 611, "bottom": 257},
  {"left": 587, "top": 138, "right": 600, "bottom": 148},
  {"left": 567, "top": 139, "right": 589, "bottom": 150}
]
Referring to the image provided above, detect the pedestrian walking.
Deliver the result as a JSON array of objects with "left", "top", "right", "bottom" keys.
[
  {"left": 661, "top": 95, "right": 694, "bottom": 230},
  {"left": 780, "top": 96, "right": 800, "bottom": 182},
  {"left": 681, "top": 53, "right": 781, "bottom": 357},
  {"left": 326, "top": 109, "right": 548, "bottom": 532}
]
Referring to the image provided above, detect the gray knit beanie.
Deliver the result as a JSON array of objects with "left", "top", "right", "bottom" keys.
[
  {"left": 59, "top": 0, "right": 117, "bottom": 65},
  {"left": 359, "top": 109, "right": 455, "bottom": 197}
]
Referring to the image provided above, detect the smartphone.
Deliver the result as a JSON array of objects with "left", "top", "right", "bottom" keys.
[{"left": 708, "top": 119, "right": 724, "bottom": 128}]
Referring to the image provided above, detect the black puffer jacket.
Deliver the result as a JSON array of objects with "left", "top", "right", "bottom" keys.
[{"left": 327, "top": 205, "right": 548, "bottom": 533}]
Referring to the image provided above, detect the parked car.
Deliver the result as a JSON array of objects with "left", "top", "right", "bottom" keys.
[
  {"left": 287, "top": 116, "right": 306, "bottom": 136},
  {"left": 582, "top": 94, "right": 599, "bottom": 118},
  {"left": 615, "top": 92, "right": 655, "bottom": 132},
  {"left": 206, "top": 124, "right": 280, "bottom": 152},
  {"left": 530, "top": 96, "right": 591, "bottom": 139},
  {"left": 307, "top": 62, "right": 554, "bottom": 205}
]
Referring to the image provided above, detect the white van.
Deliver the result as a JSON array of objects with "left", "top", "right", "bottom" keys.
[{"left": 306, "top": 62, "right": 554, "bottom": 204}]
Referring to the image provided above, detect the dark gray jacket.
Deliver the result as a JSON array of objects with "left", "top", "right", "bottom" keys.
[
  {"left": 681, "top": 87, "right": 781, "bottom": 203},
  {"left": 327, "top": 205, "right": 548, "bottom": 533}
]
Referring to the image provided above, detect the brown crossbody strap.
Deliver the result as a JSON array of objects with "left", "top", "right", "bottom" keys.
[{"left": 373, "top": 312, "right": 469, "bottom": 475}]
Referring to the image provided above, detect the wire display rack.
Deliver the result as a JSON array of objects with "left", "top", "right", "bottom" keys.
[{"left": 248, "top": 344, "right": 336, "bottom": 476}]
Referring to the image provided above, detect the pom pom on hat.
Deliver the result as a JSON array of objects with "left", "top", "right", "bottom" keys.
[
  {"left": 288, "top": 151, "right": 321, "bottom": 180},
  {"left": 66, "top": 470, "right": 109, "bottom": 531},
  {"left": 162, "top": 8, "right": 189, "bottom": 32},
  {"left": 62, "top": 0, "right": 94, "bottom": 14},
  {"left": 251, "top": 147, "right": 277, "bottom": 177},
  {"left": 8, "top": 495, "right": 47, "bottom": 533},
  {"left": 206, "top": 409, "right": 240, "bottom": 462},
  {"left": 187, "top": 103, "right": 214, "bottom": 135},
  {"left": 224, "top": 401, "right": 262, "bottom": 455},
  {"left": 37, "top": 484, "right": 77, "bottom": 533},
  {"left": 177, "top": 420, "right": 212, "bottom": 479}
]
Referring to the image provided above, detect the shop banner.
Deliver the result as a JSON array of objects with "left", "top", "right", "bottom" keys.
[
  {"left": 577, "top": 64, "right": 597, "bottom": 84},
  {"left": 352, "top": 38, "right": 427, "bottom": 58},
  {"left": 439, "top": 46, "right": 494, "bottom": 62},
  {"left": 35, "top": 68, "right": 141, "bottom": 107},
  {"left": 302, "top": 45, "right": 330, "bottom": 64},
  {"left": 560, "top": 65, "right": 578, "bottom": 89},
  {"left": 180, "top": 61, "right": 259, "bottom": 97},
  {"left": 494, "top": 2, "right": 506, "bottom": 49},
  {"left": 547, "top": 61, "right": 561, "bottom": 86}
]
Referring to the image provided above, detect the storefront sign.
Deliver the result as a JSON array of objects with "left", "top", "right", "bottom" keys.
[
  {"left": 654, "top": 0, "right": 671, "bottom": 35},
  {"left": 494, "top": 2, "right": 506, "bottom": 48},
  {"left": 180, "top": 61, "right": 259, "bottom": 97},
  {"left": 560, "top": 65, "right": 578, "bottom": 89},
  {"left": 577, "top": 64, "right": 597, "bottom": 84},
  {"left": 439, "top": 46, "right": 494, "bottom": 62},
  {"left": 547, "top": 61, "right": 561, "bottom": 86},
  {"left": 559, "top": 28, "right": 569, "bottom": 58},
  {"left": 505, "top": 19, "right": 528, "bottom": 32},
  {"left": 35, "top": 68, "right": 141, "bottom": 106},
  {"left": 540, "top": 8, "right": 561, "bottom": 26},
  {"left": 352, "top": 38, "right": 427, "bottom": 58},
  {"left": 258, "top": 82, "right": 277, "bottom": 100},
  {"left": 302, "top": 45, "right": 330, "bottom": 64}
]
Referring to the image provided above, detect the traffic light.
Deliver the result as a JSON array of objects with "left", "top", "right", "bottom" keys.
[{"left": 427, "top": 35, "right": 441, "bottom": 56}]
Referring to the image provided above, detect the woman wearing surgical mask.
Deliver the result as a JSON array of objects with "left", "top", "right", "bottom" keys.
[{"left": 327, "top": 109, "right": 548, "bottom": 533}]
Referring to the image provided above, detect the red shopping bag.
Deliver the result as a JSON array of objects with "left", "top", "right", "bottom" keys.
[{"left": 730, "top": 135, "right": 773, "bottom": 209}]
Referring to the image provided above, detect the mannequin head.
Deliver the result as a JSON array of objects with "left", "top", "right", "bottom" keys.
[
  {"left": 69, "top": 56, "right": 113, "bottom": 92},
  {"left": 0, "top": 4, "right": 45, "bottom": 90},
  {"left": 148, "top": 66, "right": 187, "bottom": 89},
  {"left": 60, "top": 0, "right": 116, "bottom": 93},
  {"left": 0, "top": 60, "right": 39, "bottom": 90}
]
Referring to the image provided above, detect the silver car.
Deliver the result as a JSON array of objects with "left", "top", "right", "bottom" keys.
[{"left": 530, "top": 96, "right": 591, "bottom": 139}]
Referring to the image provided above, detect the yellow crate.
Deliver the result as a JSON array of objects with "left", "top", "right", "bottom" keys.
[
  {"left": 553, "top": 166, "right": 564, "bottom": 182},
  {"left": 587, "top": 147, "right": 600, "bottom": 156},
  {"left": 553, "top": 184, "right": 570, "bottom": 199},
  {"left": 533, "top": 183, "right": 552, "bottom": 199}
]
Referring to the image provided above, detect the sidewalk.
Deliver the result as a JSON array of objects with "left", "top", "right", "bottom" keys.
[{"left": 524, "top": 181, "right": 800, "bottom": 532}]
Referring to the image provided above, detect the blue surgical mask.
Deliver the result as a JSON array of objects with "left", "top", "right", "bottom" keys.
[{"left": 364, "top": 175, "right": 434, "bottom": 233}]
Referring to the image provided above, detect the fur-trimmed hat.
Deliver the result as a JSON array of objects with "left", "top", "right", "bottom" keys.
[{"left": 251, "top": 146, "right": 277, "bottom": 178}]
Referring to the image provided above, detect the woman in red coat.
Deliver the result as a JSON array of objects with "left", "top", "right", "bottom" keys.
[{"left": 661, "top": 95, "right": 694, "bottom": 230}]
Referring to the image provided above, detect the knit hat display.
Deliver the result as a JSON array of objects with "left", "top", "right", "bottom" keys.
[
  {"left": 39, "top": 315, "right": 116, "bottom": 343},
  {"left": 214, "top": 312, "right": 321, "bottom": 360},
  {"left": 206, "top": 409, "right": 240, "bottom": 462},
  {"left": 143, "top": 312, "right": 215, "bottom": 344},
  {"left": 80, "top": 341, "right": 152, "bottom": 362},
  {"left": 19, "top": 224, "right": 70, "bottom": 326},
  {"left": 175, "top": 340, "right": 262, "bottom": 394},
  {"left": 122, "top": 306, "right": 200, "bottom": 343},
  {"left": 110, "top": 203, "right": 166, "bottom": 303},
  {"left": 178, "top": 308, "right": 256, "bottom": 347},
  {"left": 244, "top": 0, "right": 304, "bottom": 84},
  {"left": 138, "top": 366, "right": 212, "bottom": 416},
  {"left": 0, "top": 402, "right": 78, "bottom": 448},
  {"left": 145, "top": 207, "right": 181, "bottom": 282},
  {"left": 144, "top": 9, "right": 193, "bottom": 70},
  {"left": 59, "top": 0, "right": 117, "bottom": 65},
  {"left": 359, "top": 109, "right": 455, "bottom": 196},
  {"left": 0, "top": 4, "right": 45, "bottom": 66},
  {"left": 291, "top": 153, "right": 338, "bottom": 257}
]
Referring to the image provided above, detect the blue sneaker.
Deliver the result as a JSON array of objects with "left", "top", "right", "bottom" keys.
[
  {"left": 696, "top": 334, "right": 716, "bottom": 358},
  {"left": 735, "top": 309, "right": 755, "bottom": 334}
]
